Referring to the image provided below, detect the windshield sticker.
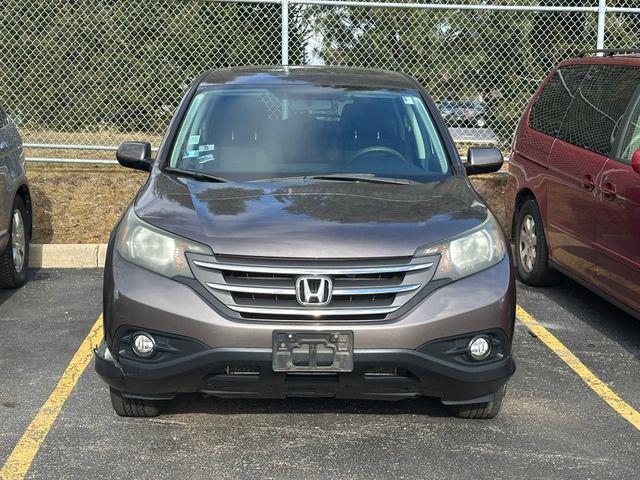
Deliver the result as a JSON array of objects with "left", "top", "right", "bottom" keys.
[
  {"left": 402, "top": 96, "right": 415, "bottom": 105},
  {"left": 198, "top": 154, "right": 215, "bottom": 164},
  {"left": 183, "top": 150, "right": 200, "bottom": 159},
  {"left": 187, "top": 134, "right": 200, "bottom": 145},
  {"left": 198, "top": 144, "right": 215, "bottom": 152}
]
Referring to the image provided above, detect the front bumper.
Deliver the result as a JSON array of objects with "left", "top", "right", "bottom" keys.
[
  {"left": 97, "top": 251, "right": 516, "bottom": 403},
  {"left": 95, "top": 341, "right": 515, "bottom": 404}
]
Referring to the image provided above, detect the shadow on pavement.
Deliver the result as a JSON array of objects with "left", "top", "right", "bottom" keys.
[
  {"left": 519, "top": 277, "right": 640, "bottom": 360},
  {"left": 165, "top": 394, "right": 451, "bottom": 417},
  {"left": 0, "top": 268, "right": 48, "bottom": 307}
]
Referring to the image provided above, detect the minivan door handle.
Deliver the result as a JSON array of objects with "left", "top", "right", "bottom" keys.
[
  {"left": 582, "top": 174, "right": 596, "bottom": 192},
  {"left": 602, "top": 181, "right": 617, "bottom": 200}
]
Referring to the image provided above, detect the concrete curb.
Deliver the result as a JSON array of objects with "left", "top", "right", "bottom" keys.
[{"left": 29, "top": 244, "right": 108, "bottom": 268}]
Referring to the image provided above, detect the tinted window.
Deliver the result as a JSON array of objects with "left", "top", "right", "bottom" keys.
[
  {"left": 169, "top": 86, "right": 451, "bottom": 183},
  {"left": 529, "top": 66, "right": 590, "bottom": 138},
  {"left": 618, "top": 90, "right": 640, "bottom": 164},
  {"left": 559, "top": 65, "right": 640, "bottom": 156}
]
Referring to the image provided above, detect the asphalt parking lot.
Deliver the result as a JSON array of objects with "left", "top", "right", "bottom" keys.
[{"left": 1, "top": 269, "right": 639, "bottom": 479}]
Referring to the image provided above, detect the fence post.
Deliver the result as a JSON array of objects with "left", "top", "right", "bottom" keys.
[
  {"left": 281, "top": 0, "right": 289, "bottom": 65},
  {"left": 596, "top": 0, "right": 606, "bottom": 52}
]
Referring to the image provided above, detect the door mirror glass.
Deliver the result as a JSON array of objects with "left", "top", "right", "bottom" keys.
[
  {"left": 116, "top": 141, "right": 152, "bottom": 172},
  {"left": 464, "top": 147, "right": 503, "bottom": 175}
]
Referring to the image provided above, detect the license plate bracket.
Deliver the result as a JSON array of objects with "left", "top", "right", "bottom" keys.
[{"left": 272, "top": 331, "right": 354, "bottom": 372}]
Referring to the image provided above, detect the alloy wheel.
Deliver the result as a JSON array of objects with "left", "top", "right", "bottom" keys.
[
  {"left": 11, "top": 208, "right": 26, "bottom": 272},
  {"left": 519, "top": 214, "right": 537, "bottom": 273}
]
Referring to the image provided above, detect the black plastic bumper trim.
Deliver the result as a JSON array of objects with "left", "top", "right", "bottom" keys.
[{"left": 95, "top": 343, "right": 515, "bottom": 404}]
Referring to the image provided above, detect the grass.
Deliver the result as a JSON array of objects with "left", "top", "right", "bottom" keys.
[
  {"left": 27, "top": 163, "right": 508, "bottom": 244},
  {"left": 29, "top": 164, "right": 146, "bottom": 244}
]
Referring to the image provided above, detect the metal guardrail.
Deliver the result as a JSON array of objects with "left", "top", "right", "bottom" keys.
[
  {"left": 24, "top": 129, "right": 499, "bottom": 164},
  {"left": 23, "top": 144, "right": 156, "bottom": 164},
  {"left": 24, "top": 144, "right": 120, "bottom": 151},
  {"left": 25, "top": 157, "right": 119, "bottom": 164}
]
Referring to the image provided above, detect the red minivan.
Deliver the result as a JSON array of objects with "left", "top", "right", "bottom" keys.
[{"left": 506, "top": 50, "right": 640, "bottom": 318}]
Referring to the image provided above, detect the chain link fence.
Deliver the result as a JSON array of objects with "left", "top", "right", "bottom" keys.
[{"left": 1, "top": 0, "right": 639, "bottom": 162}]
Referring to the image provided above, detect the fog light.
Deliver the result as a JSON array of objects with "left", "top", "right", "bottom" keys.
[
  {"left": 468, "top": 335, "right": 491, "bottom": 361},
  {"left": 132, "top": 332, "right": 156, "bottom": 358}
]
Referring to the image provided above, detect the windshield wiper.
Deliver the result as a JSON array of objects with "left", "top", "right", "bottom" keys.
[
  {"left": 164, "top": 167, "right": 227, "bottom": 183},
  {"left": 305, "top": 173, "right": 413, "bottom": 185}
]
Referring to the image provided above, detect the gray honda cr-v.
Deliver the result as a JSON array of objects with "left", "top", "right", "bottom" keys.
[{"left": 95, "top": 67, "right": 515, "bottom": 419}]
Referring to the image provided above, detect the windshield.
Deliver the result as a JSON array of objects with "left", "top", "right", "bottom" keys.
[{"left": 168, "top": 85, "right": 451, "bottom": 183}]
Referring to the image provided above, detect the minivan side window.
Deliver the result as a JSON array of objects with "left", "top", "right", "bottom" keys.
[
  {"left": 618, "top": 89, "right": 640, "bottom": 163},
  {"left": 529, "top": 66, "right": 590, "bottom": 138},
  {"left": 559, "top": 65, "right": 640, "bottom": 156}
]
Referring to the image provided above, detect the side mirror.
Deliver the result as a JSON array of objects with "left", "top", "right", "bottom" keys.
[
  {"left": 464, "top": 147, "right": 504, "bottom": 176},
  {"left": 116, "top": 141, "right": 152, "bottom": 172},
  {"left": 632, "top": 148, "right": 640, "bottom": 174}
]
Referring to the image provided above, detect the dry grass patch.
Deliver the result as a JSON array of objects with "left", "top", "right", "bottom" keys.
[
  {"left": 469, "top": 172, "right": 509, "bottom": 231},
  {"left": 29, "top": 164, "right": 146, "bottom": 244}
]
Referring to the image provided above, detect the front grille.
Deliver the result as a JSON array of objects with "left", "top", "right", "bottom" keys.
[{"left": 188, "top": 254, "right": 437, "bottom": 321}]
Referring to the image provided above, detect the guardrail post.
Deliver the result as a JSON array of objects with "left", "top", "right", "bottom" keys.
[
  {"left": 596, "top": 0, "right": 606, "bottom": 52},
  {"left": 281, "top": 0, "right": 289, "bottom": 65}
]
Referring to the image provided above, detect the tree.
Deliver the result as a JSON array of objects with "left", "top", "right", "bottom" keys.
[{"left": 0, "top": 0, "right": 308, "bottom": 135}]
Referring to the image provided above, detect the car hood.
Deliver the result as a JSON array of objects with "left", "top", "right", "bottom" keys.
[{"left": 134, "top": 173, "right": 488, "bottom": 258}]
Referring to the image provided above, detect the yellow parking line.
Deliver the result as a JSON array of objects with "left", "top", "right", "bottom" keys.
[
  {"left": 0, "top": 315, "right": 103, "bottom": 480},
  {"left": 517, "top": 305, "right": 640, "bottom": 431}
]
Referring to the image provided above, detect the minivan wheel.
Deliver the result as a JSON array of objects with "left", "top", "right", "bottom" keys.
[
  {"left": 514, "top": 199, "right": 560, "bottom": 286},
  {"left": 447, "top": 384, "right": 507, "bottom": 419},
  {"left": 0, "top": 197, "right": 29, "bottom": 288},
  {"left": 109, "top": 388, "right": 165, "bottom": 417}
]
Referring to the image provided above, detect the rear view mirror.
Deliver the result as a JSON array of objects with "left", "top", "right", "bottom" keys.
[
  {"left": 632, "top": 148, "right": 640, "bottom": 174},
  {"left": 116, "top": 141, "right": 152, "bottom": 172},
  {"left": 465, "top": 147, "right": 504, "bottom": 176}
]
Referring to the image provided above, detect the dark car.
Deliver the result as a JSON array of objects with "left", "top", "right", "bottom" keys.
[
  {"left": 506, "top": 50, "right": 640, "bottom": 317},
  {"left": 95, "top": 67, "right": 514, "bottom": 419},
  {"left": 0, "top": 104, "right": 31, "bottom": 288},
  {"left": 436, "top": 100, "right": 488, "bottom": 128}
]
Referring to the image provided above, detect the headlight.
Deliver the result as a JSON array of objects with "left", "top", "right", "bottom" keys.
[
  {"left": 414, "top": 214, "right": 506, "bottom": 281},
  {"left": 116, "top": 207, "right": 212, "bottom": 278}
]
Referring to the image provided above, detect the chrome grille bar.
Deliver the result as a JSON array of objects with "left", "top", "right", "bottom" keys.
[
  {"left": 207, "top": 283, "right": 293, "bottom": 296},
  {"left": 193, "top": 260, "right": 433, "bottom": 275},
  {"left": 206, "top": 282, "right": 420, "bottom": 296},
  {"left": 227, "top": 305, "right": 399, "bottom": 316}
]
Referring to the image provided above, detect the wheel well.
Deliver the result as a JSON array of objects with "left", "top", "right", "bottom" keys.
[
  {"left": 512, "top": 188, "right": 536, "bottom": 238},
  {"left": 16, "top": 184, "right": 32, "bottom": 238}
]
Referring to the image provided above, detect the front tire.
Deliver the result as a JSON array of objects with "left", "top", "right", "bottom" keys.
[
  {"left": 447, "top": 384, "right": 507, "bottom": 419},
  {"left": 514, "top": 199, "right": 560, "bottom": 286},
  {"left": 109, "top": 388, "right": 165, "bottom": 417},
  {"left": 0, "top": 196, "right": 29, "bottom": 288}
]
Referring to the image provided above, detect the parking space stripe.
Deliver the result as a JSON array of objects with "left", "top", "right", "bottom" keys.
[
  {"left": 517, "top": 305, "right": 640, "bottom": 431},
  {"left": 0, "top": 315, "right": 103, "bottom": 480}
]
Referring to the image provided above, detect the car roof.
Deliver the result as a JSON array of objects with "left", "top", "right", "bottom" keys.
[
  {"left": 558, "top": 54, "right": 640, "bottom": 69},
  {"left": 198, "top": 66, "right": 419, "bottom": 90}
]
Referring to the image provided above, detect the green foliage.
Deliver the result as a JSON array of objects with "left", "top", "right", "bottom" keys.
[{"left": 0, "top": 0, "right": 307, "bottom": 134}]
